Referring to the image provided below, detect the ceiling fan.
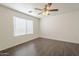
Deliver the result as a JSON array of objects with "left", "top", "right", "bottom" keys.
[{"left": 34, "top": 3, "right": 58, "bottom": 16}]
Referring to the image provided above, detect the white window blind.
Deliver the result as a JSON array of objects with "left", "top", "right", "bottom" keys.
[{"left": 13, "top": 16, "right": 33, "bottom": 36}]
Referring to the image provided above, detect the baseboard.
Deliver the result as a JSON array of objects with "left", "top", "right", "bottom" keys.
[
  {"left": 40, "top": 37, "right": 79, "bottom": 45},
  {"left": 0, "top": 37, "right": 40, "bottom": 53},
  {"left": 0, "top": 37, "right": 79, "bottom": 53}
]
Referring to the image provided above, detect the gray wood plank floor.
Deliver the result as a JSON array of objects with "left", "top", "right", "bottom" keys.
[{"left": 0, "top": 38, "right": 79, "bottom": 56}]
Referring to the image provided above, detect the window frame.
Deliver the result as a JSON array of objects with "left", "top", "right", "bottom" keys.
[{"left": 13, "top": 16, "right": 34, "bottom": 36}]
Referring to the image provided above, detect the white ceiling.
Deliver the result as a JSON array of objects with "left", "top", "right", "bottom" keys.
[{"left": 1, "top": 3, "right": 79, "bottom": 19}]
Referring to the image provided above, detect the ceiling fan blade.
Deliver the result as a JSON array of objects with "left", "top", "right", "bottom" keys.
[
  {"left": 34, "top": 8, "right": 42, "bottom": 10},
  {"left": 48, "top": 13, "right": 50, "bottom": 15},
  {"left": 38, "top": 12, "right": 42, "bottom": 15},
  {"left": 48, "top": 9, "right": 58, "bottom": 11}
]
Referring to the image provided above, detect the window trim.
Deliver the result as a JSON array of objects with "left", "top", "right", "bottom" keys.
[{"left": 13, "top": 16, "right": 34, "bottom": 36}]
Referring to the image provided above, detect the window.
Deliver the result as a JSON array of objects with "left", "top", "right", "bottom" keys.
[{"left": 13, "top": 16, "right": 33, "bottom": 36}]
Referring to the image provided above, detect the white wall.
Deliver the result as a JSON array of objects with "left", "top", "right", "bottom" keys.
[
  {"left": 40, "top": 11, "right": 79, "bottom": 44},
  {"left": 0, "top": 6, "right": 40, "bottom": 51}
]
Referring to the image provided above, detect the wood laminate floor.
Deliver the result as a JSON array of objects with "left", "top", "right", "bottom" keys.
[{"left": 0, "top": 38, "right": 79, "bottom": 56}]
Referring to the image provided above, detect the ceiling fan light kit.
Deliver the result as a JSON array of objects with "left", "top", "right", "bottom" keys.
[
  {"left": 35, "top": 3, "right": 58, "bottom": 16},
  {"left": 43, "top": 10, "right": 48, "bottom": 16}
]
